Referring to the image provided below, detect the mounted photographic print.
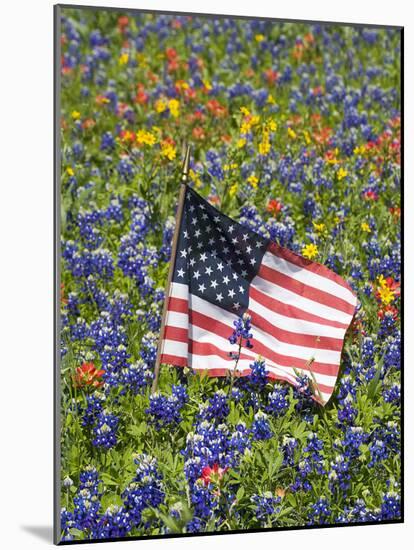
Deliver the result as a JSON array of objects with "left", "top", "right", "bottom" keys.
[{"left": 54, "top": 3, "right": 403, "bottom": 544}]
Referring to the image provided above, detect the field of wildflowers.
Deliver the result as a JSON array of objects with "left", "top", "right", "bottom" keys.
[{"left": 58, "top": 7, "right": 402, "bottom": 542}]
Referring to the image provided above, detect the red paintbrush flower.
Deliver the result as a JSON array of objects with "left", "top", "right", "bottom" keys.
[
  {"left": 264, "top": 68, "right": 279, "bottom": 85},
  {"left": 118, "top": 16, "right": 129, "bottom": 33},
  {"left": 206, "top": 99, "right": 227, "bottom": 117},
  {"left": 60, "top": 283, "right": 68, "bottom": 307},
  {"left": 389, "top": 206, "right": 401, "bottom": 221},
  {"left": 134, "top": 85, "right": 148, "bottom": 105},
  {"left": 363, "top": 190, "right": 379, "bottom": 201},
  {"left": 184, "top": 88, "right": 197, "bottom": 101},
  {"left": 166, "top": 47, "right": 178, "bottom": 61},
  {"left": 82, "top": 118, "right": 96, "bottom": 130},
  {"left": 312, "top": 85, "right": 324, "bottom": 96},
  {"left": 199, "top": 464, "right": 228, "bottom": 486},
  {"left": 192, "top": 126, "right": 206, "bottom": 140},
  {"left": 74, "top": 362, "right": 105, "bottom": 389},
  {"left": 313, "top": 126, "right": 332, "bottom": 146},
  {"left": 171, "top": 19, "right": 182, "bottom": 29},
  {"left": 267, "top": 199, "right": 283, "bottom": 216},
  {"left": 378, "top": 304, "right": 399, "bottom": 320}
]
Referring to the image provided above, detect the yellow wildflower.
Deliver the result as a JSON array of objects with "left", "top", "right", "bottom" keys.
[
  {"left": 66, "top": 167, "right": 74, "bottom": 177},
  {"left": 337, "top": 167, "right": 348, "bottom": 181},
  {"left": 287, "top": 127, "right": 297, "bottom": 139},
  {"left": 175, "top": 80, "right": 189, "bottom": 90},
  {"left": 240, "top": 106, "right": 250, "bottom": 117},
  {"left": 240, "top": 121, "right": 251, "bottom": 135},
  {"left": 229, "top": 183, "right": 238, "bottom": 198},
  {"left": 203, "top": 80, "right": 212, "bottom": 91},
  {"left": 240, "top": 114, "right": 260, "bottom": 136},
  {"left": 136, "top": 53, "right": 147, "bottom": 67},
  {"left": 189, "top": 169, "right": 202, "bottom": 188},
  {"left": 118, "top": 52, "right": 129, "bottom": 65},
  {"left": 160, "top": 141, "right": 177, "bottom": 161},
  {"left": 155, "top": 99, "right": 167, "bottom": 113},
  {"left": 377, "top": 276, "right": 395, "bottom": 306},
  {"left": 302, "top": 243, "right": 319, "bottom": 260},
  {"left": 303, "top": 130, "right": 311, "bottom": 145},
  {"left": 361, "top": 222, "right": 371, "bottom": 233},
  {"left": 168, "top": 99, "right": 180, "bottom": 118},
  {"left": 237, "top": 138, "right": 246, "bottom": 148},
  {"left": 247, "top": 175, "right": 259, "bottom": 188},
  {"left": 258, "top": 130, "right": 270, "bottom": 156},
  {"left": 255, "top": 34, "right": 265, "bottom": 42},
  {"left": 266, "top": 119, "right": 277, "bottom": 132},
  {"left": 223, "top": 163, "right": 238, "bottom": 171},
  {"left": 136, "top": 130, "right": 157, "bottom": 147},
  {"left": 267, "top": 94, "right": 276, "bottom": 105},
  {"left": 312, "top": 221, "right": 326, "bottom": 233},
  {"left": 354, "top": 145, "right": 366, "bottom": 155},
  {"left": 71, "top": 110, "right": 81, "bottom": 120}
]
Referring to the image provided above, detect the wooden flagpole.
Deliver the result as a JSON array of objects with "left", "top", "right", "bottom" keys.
[{"left": 151, "top": 144, "right": 191, "bottom": 393}]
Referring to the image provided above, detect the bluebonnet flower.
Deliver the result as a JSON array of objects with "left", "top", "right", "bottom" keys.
[
  {"left": 229, "top": 313, "right": 253, "bottom": 349},
  {"left": 60, "top": 507, "right": 77, "bottom": 541},
  {"left": 120, "top": 360, "right": 152, "bottom": 395},
  {"left": 281, "top": 436, "right": 297, "bottom": 467},
  {"left": 368, "top": 439, "right": 389, "bottom": 467},
  {"left": 380, "top": 491, "right": 400, "bottom": 520},
  {"left": 267, "top": 385, "right": 289, "bottom": 416},
  {"left": 199, "top": 390, "right": 229, "bottom": 423},
  {"left": 336, "top": 499, "right": 379, "bottom": 523},
  {"left": 340, "top": 426, "right": 368, "bottom": 460},
  {"left": 251, "top": 411, "right": 272, "bottom": 441},
  {"left": 186, "top": 516, "right": 205, "bottom": 532},
  {"left": 91, "top": 505, "right": 131, "bottom": 539},
  {"left": 228, "top": 422, "right": 251, "bottom": 459},
  {"left": 337, "top": 395, "right": 358, "bottom": 425},
  {"left": 383, "top": 333, "right": 401, "bottom": 371},
  {"left": 328, "top": 454, "right": 351, "bottom": 493},
  {"left": 146, "top": 385, "right": 188, "bottom": 428},
  {"left": 122, "top": 454, "right": 165, "bottom": 528},
  {"left": 92, "top": 411, "right": 119, "bottom": 450},
  {"left": 71, "top": 466, "right": 103, "bottom": 533},
  {"left": 251, "top": 492, "right": 281, "bottom": 524},
  {"left": 383, "top": 383, "right": 400, "bottom": 403},
  {"left": 100, "top": 131, "right": 115, "bottom": 151},
  {"left": 294, "top": 373, "right": 314, "bottom": 400},
  {"left": 308, "top": 497, "right": 331, "bottom": 525},
  {"left": 361, "top": 337, "right": 376, "bottom": 368},
  {"left": 248, "top": 359, "right": 268, "bottom": 390},
  {"left": 140, "top": 332, "right": 158, "bottom": 368},
  {"left": 82, "top": 392, "right": 105, "bottom": 426},
  {"left": 190, "top": 480, "right": 219, "bottom": 519}
]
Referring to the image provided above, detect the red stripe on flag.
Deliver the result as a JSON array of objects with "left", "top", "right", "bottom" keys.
[
  {"left": 168, "top": 297, "right": 188, "bottom": 313},
  {"left": 160, "top": 353, "right": 187, "bottom": 367},
  {"left": 258, "top": 263, "right": 356, "bottom": 316}
]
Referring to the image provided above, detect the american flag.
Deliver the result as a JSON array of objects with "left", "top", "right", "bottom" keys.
[{"left": 159, "top": 185, "right": 357, "bottom": 405}]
